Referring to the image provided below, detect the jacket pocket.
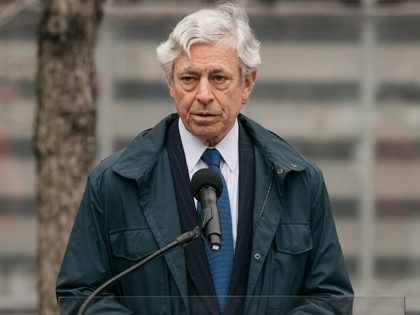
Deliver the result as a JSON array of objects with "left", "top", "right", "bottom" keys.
[
  {"left": 109, "top": 228, "right": 168, "bottom": 314},
  {"left": 274, "top": 223, "right": 313, "bottom": 255},
  {"left": 109, "top": 228, "right": 159, "bottom": 261},
  {"left": 268, "top": 223, "right": 314, "bottom": 310}
]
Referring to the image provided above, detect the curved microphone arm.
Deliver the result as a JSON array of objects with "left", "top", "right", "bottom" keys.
[{"left": 77, "top": 226, "right": 201, "bottom": 315}]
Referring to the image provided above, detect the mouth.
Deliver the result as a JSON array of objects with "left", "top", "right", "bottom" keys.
[
  {"left": 191, "top": 111, "right": 219, "bottom": 121},
  {"left": 193, "top": 111, "right": 216, "bottom": 117}
]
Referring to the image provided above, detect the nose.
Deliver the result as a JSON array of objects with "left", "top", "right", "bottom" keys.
[{"left": 196, "top": 78, "right": 214, "bottom": 105}]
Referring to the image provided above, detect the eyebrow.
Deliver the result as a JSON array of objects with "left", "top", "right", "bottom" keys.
[
  {"left": 210, "top": 67, "right": 225, "bottom": 73},
  {"left": 179, "top": 66, "right": 228, "bottom": 75},
  {"left": 178, "top": 68, "right": 200, "bottom": 76}
]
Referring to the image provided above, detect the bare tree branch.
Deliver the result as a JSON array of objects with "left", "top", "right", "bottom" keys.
[{"left": 0, "top": 0, "right": 37, "bottom": 30}]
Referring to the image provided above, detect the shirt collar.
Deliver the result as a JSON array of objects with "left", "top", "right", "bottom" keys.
[{"left": 178, "top": 119, "right": 239, "bottom": 174}]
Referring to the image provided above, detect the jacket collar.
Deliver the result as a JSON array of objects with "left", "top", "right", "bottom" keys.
[
  {"left": 112, "top": 113, "right": 308, "bottom": 181},
  {"left": 237, "top": 114, "right": 307, "bottom": 175},
  {"left": 112, "top": 113, "right": 178, "bottom": 181}
]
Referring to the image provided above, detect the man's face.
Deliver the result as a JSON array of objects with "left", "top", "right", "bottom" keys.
[{"left": 168, "top": 43, "right": 256, "bottom": 147}]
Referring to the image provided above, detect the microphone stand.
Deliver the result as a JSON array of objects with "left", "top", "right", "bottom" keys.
[{"left": 77, "top": 226, "right": 201, "bottom": 315}]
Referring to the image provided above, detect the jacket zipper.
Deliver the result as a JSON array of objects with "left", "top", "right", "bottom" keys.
[{"left": 254, "top": 166, "right": 274, "bottom": 230}]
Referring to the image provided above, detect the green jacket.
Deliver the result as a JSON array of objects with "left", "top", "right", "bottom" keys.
[{"left": 56, "top": 113, "right": 353, "bottom": 314}]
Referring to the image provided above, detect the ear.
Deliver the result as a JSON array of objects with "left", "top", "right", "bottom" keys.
[
  {"left": 167, "top": 79, "right": 175, "bottom": 99},
  {"left": 242, "top": 71, "right": 257, "bottom": 102}
]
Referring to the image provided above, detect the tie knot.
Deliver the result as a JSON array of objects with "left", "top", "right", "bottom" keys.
[{"left": 201, "top": 148, "right": 222, "bottom": 168}]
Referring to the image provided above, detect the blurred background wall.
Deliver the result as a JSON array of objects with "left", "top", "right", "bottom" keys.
[{"left": 1, "top": 0, "right": 420, "bottom": 313}]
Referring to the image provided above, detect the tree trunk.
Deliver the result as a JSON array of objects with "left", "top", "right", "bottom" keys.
[{"left": 34, "top": 0, "right": 104, "bottom": 314}]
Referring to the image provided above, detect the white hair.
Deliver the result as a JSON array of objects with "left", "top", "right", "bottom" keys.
[{"left": 156, "top": 2, "right": 261, "bottom": 80}]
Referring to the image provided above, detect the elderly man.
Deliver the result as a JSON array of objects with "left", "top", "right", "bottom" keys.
[{"left": 56, "top": 2, "right": 353, "bottom": 314}]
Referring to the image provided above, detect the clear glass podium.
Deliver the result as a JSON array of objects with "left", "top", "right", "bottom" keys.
[{"left": 58, "top": 295, "right": 408, "bottom": 315}]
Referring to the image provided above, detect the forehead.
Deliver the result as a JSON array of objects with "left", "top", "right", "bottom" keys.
[{"left": 174, "top": 43, "right": 240, "bottom": 73}]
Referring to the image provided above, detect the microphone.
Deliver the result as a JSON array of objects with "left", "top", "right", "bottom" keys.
[{"left": 191, "top": 168, "right": 223, "bottom": 251}]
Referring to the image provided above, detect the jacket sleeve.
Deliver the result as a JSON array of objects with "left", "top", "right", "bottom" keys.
[
  {"left": 302, "top": 171, "right": 354, "bottom": 296},
  {"left": 56, "top": 175, "right": 133, "bottom": 314}
]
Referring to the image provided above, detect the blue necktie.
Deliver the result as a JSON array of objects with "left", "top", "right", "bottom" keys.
[{"left": 199, "top": 148, "right": 234, "bottom": 312}]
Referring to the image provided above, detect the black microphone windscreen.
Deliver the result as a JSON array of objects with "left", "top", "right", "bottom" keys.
[{"left": 191, "top": 168, "right": 223, "bottom": 199}]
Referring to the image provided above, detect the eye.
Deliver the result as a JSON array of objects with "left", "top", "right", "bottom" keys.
[
  {"left": 180, "top": 76, "right": 195, "bottom": 84},
  {"left": 213, "top": 75, "right": 227, "bottom": 83}
]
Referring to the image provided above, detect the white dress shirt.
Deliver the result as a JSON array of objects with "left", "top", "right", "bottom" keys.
[{"left": 178, "top": 119, "right": 239, "bottom": 245}]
